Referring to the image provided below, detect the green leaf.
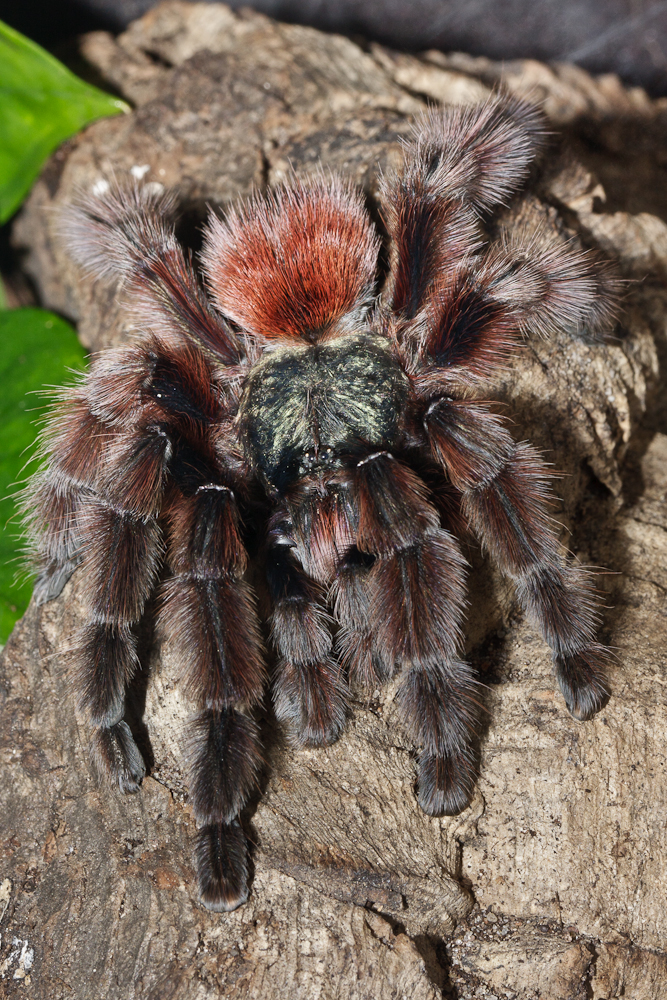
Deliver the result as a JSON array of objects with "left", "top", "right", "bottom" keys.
[
  {"left": 0, "top": 308, "right": 87, "bottom": 643},
  {"left": 0, "top": 19, "right": 129, "bottom": 224}
]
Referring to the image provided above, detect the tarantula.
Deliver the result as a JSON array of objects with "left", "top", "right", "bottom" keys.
[{"left": 25, "top": 93, "right": 617, "bottom": 912}]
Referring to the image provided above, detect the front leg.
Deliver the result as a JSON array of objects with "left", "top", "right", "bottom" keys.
[
  {"left": 160, "top": 483, "right": 266, "bottom": 912},
  {"left": 347, "top": 451, "right": 480, "bottom": 816}
]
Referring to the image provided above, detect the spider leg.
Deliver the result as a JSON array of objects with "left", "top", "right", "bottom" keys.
[
  {"left": 75, "top": 423, "right": 170, "bottom": 790},
  {"left": 28, "top": 332, "right": 257, "bottom": 909},
  {"left": 425, "top": 397, "right": 611, "bottom": 720},
  {"left": 381, "top": 94, "right": 545, "bottom": 319},
  {"left": 24, "top": 330, "right": 231, "bottom": 605},
  {"left": 61, "top": 182, "right": 242, "bottom": 364},
  {"left": 23, "top": 380, "right": 170, "bottom": 791},
  {"left": 481, "top": 220, "right": 619, "bottom": 338},
  {"left": 344, "top": 451, "right": 479, "bottom": 815},
  {"left": 22, "top": 391, "right": 106, "bottom": 603},
  {"left": 160, "top": 483, "right": 265, "bottom": 912},
  {"left": 330, "top": 546, "right": 394, "bottom": 689},
  {"left": 396, "top": 203, "right": 619, "bottom": 391},
  {"left": 266, "top": 512, "right": 348, "bottom": 746},
  {"left": 400, "top": 224, "right": 617, "bottom": 395}
]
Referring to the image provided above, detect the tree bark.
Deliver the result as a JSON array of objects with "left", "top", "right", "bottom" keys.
[{"left": 3, "top": 3, "right": 667, "bottom": 996}]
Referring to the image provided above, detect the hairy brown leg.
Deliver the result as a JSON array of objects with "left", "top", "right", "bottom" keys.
[
  {"left": 75, "top": 430, "right": 170, "bottom": 791},
  {"left": 380, "top": 93, "right": 545, "bottom": 320},
  {"left": 344, "top": 451, "right": 479, "bottom": 815},
  {"left": 23, "top": 392, "right": 110, "bottom": 604},
  {"left": 23, "top": 386, "right": 171, "bottom": 791},
  {"left": 425, "top": 396, "right": 611, "bottom": 720},
  {"left": 61, "top": 182, "right": 242, "bottom": 364},
  {"left": 330, "top": 545, "right": 394, "bottom": 690},
  {"left": 266, "top": 508, "right": 348, "bottom": 747},
  {"left": 160, "top": 483, "right": 266, "bottom": 911}
]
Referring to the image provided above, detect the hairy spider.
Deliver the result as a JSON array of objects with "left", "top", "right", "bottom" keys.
[{"left": 24, "top": 94, "right": 617, "bottom": 912}]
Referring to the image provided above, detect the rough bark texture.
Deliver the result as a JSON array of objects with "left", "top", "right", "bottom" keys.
[
  {"left": 2, "top": 3, "right": 667, "bottom": 996},
  {"left": 9, "top": 0, "right": 667, "bottom": 96}
]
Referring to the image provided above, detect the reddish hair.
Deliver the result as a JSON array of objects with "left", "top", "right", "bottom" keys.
[{"left": 201, "top": 177, "right": 379, "bottom": 341}]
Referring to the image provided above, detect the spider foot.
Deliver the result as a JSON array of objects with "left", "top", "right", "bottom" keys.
[
  {"left": 196, "top": 821, "right": 249, "bottom": 912},
  {"left": 337, "top": 630, "right": 394, "bottom": 689},
  {"left": 417, "top": 751, "right": 476, "bottom": 816},
  {"left": 555, "top": 647, "right": 611, "bottom": 721},
  {"left": 91, "top": 720, "right": 146, "bottom": 793},
  {"left": 274, "top": 658, "right": 348, "bottom": 747}
]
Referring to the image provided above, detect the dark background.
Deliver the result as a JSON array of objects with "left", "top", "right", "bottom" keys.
[{"left": 3, "top": 0, "right": 667, "bottom": 96}]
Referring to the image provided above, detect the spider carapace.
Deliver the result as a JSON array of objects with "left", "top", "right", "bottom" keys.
[
  {"left": 239, "top": 334, "right": 410, "bottom": 490},
  {"left": 25, "top": 93, "right": 618, "bottom": 912}
]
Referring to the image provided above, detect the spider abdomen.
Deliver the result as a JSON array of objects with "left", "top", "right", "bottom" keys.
[{"left": 238, "top": 333, "right": 410, "bottom": 489}]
